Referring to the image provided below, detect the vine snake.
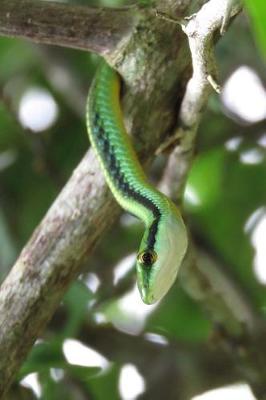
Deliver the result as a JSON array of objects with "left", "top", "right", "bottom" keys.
[{"left": 86, "top": 61, "right": 188, "bottom": 304}]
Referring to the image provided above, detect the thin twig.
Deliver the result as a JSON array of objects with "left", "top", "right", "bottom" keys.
[
  {"left": 159, "top": 0, "right": 266, "bottom": 396},
  {"left": 159, "top": 0, "right": 242, "bottom": 201}
]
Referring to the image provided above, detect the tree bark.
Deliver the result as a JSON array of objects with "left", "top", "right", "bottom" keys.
[
  {"left": 0, "top": 0, "right": 137, "bottom": 54},
  {"left": 0, "top": 0, "right": 193, "bottom": 395}
]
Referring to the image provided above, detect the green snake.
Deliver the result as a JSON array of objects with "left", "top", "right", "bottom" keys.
[{"left": 86, "top": 61, "right": 188, "bottom": 304}]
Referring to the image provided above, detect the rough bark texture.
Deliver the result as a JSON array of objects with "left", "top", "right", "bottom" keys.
[
  {"left": 0, "top": 0, "right": 193, "bottom": 395},
  {"left": 0, "top": 152, "right": 120, "bottom": 394},
  {"left": 0, "top": 0, "right": 137, "bottom": 54}
]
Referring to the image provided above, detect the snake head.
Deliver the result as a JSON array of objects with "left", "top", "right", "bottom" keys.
[{"left": 136, "top": 212, "right": 188, "bottom": 305}]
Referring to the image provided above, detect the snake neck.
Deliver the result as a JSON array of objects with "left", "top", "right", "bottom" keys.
[
  {"left": 86, "top": 60, "right": 188, "bottom": 304},
  {"left": 86, "top": 61, "right": 172, "bottom": 248}
]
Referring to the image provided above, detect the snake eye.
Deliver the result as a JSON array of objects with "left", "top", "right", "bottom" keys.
[{"left": 137, "top": 249, "right": 157, "bottom": 267}]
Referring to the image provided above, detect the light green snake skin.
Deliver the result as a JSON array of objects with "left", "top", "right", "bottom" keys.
[{"left": 86, "top": 61, "right": 188, "bottom": 304}]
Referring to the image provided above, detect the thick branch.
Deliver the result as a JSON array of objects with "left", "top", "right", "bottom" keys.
[
  {"left": 0, "top": 151, "right": 119, "bottom": 395},
  {"left": 0, "top": 3, "right": 193, "bottom": 395},
  {"left": 0, "top": 0, "right": 137, "bottom": 55}
]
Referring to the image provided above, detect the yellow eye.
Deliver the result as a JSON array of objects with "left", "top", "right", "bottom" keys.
[{"left": 137, "top": 249, "right": 157, "bottom": 266}]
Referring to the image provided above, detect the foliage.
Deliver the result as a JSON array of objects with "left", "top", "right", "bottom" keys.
[{"left": 245, "top": 0, "right": 266, "bottom": 59}]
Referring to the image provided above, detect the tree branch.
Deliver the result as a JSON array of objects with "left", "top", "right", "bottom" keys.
[
  {"left": 0, "top": 0, "right": 138, "bottom": 55},
  {"left": 159, "top": 0, "right": 242, "bottom": 201},
  {"left": 0, "top": 151, "right": 119, "bottom": 396},
  {"left": 181, "top": 244, "right": 266, "bottom": 399},
  {"left": 161, "top": 0, "right": 248, "bottom": 333},
  {"left": 158, "top": 0, "right": 266, "bottom": 397},
  {"left": 0, "top": 1, "right": 194, "bottom": 395}
]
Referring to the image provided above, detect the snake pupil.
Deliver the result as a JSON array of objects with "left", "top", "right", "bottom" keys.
[
  {"left": 143, "top": 252, "right": 153, "bottom": 264},
  {"left": 137, "top": 250, "right": 157, "bottom": 267}
]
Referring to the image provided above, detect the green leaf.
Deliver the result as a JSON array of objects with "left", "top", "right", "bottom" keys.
[
  {"left": 63, "top": 281, "right": 94, "bottom": 337},
  {"left": 245, "top": 0, "right": 266, "bottom": 58},
  {"left": 18, "top": 341, "right": 100, "bottom": 381}
]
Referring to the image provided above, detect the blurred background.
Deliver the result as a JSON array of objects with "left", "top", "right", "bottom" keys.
[{"left": 0, "top": 0, "right": 265, "bottom": 399}]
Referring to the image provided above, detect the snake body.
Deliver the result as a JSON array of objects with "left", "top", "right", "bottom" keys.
[{"left": 86, "top": 61, "right": 188, "bottom": 304}]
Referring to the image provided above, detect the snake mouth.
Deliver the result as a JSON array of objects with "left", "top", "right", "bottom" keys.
[
  {"left": 138, "top": 284, "right": 156, "bottom": 305},
  {"left": 136, "top": 265, "right": 157, "bottom": 305}
]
